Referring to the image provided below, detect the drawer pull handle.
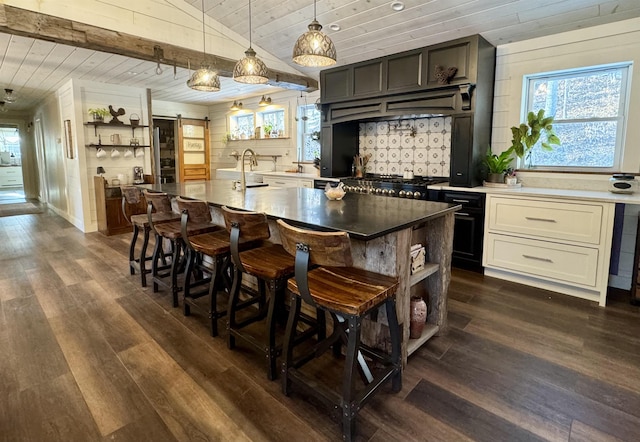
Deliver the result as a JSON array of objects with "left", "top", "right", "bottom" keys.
[
  {"left": 525, "top": 217, "right": 557, "bottom": 223},
  {"left": 452, "top": 199, "right": 470, "bottom": 203},
  {"left": 455, "top": 212, "right": 470, "bottom": 217},
  {"left": 522, "top": 254, "right": 553, "bottom": 263}
]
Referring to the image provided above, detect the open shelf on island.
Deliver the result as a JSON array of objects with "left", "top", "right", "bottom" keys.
[
  {"left": 407, "top": 324, "right": 439, "bottom": 356},
  {"left": 410, "top": 262, "right": 439, "bottom": 286}
]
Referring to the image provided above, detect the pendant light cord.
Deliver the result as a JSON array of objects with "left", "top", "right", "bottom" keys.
[
  {"left": 201, "top": 0, "right": 206, "bottom": 57},
  {"left": 249, "top": 0, "right": 253, "bottom": 48},
  {"left": 313, "top": 0, "right": 317, "bottom": 20}
]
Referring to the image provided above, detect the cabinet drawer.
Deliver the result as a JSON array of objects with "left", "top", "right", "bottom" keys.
[
  {"left": 484, "top": 233, "right": 598, "bottom": 286},
  {"left": 487, "top": 197, "right": 602, "bottom": 245}
]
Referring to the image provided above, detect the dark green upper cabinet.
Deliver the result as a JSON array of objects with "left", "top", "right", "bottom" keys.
[
  {"left": 320, "top": 67, "right": 351, "bottom": 102},
  {"left": 320, "top": 35, "right": 490, "bottom": 104},
  {"left": 386, "top": 49, "right": 423, "bottom": 93}
]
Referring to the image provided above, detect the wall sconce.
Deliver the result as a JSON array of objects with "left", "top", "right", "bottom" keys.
[
  {"left": 230, "top": 100, "right": 243, "bottom": 111},
  {"left": 0, "top": 101, "right": 7, "bottom": 113},
  {"left": 97, "top": 166, "right": 106, "bottom": 176},
  {"left": 258, "top": 95, "right": 272, "bottom": 106}
]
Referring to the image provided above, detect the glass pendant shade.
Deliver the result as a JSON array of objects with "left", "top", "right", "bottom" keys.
[
  {"left": 4, "top": 89, "right": 15, "bottom": 103},
  {"left": 292, "top": 19, "right": 337, "bottom": 67},
  {"left": 233, "top": 47, "right": 269, "bottom": 84},
  {"left": 187, "top": 64, "right": 220, "bottom": 92},
  {"left": 0, "top": 101, "right": 7, "bottom": 113}
]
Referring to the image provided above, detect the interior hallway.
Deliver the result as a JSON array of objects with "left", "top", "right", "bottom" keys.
[{"left": 1, "top": 209, "right": 640, "bottom": 441}]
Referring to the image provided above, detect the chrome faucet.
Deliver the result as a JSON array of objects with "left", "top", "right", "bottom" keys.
[{"left": 240, "top": 148, "right": 258, "bottom": 191}]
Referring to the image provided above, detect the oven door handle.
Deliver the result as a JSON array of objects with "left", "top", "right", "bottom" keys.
[{"left": 455, "top": 212, "right": 470, "bottom": 217}]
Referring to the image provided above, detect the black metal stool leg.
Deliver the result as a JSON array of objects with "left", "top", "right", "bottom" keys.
[
  {"left": 386, "top": 298, "right": 402, "bottom": 392},
  {"left": 151, "top": 232, "right": 162, "bottom": 293},
  {"left": 282, "top": 292, "right": 301, "bottom": 396},
  {"left": 129, "top": 224, "right": 139, "bottom": 275},
  {"left": 183, "top": 248, "right": 197, "bottom": 316},
  {"left": 170, "top": 239, "right": 182, "bottom": 308},
  {"left": 226, "top": 268, "right": 243, "bottom": 349},
  {"left": 139, "top": 226, "right": 151, "bottom": 287},
  {"left": 342, "top": 315, "right": 360, "bottom": 442}
]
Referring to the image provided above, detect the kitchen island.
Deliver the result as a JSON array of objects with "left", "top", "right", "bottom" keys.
[{"left": 142, "top": 180, "right": 459, "bottom": 362}]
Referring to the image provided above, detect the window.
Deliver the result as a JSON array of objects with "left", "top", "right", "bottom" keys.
[
  {"left": 229, "top": 113, "right": 254, "bottom": 139},
  {"left": 297, "top": 104, "right": 321, "bottom": 161},
  {"left": 524, "top": 63, "right": 631, "bottom": 170},
  {"left": 0, "top": 127, "right": 20, "bottom": 164},
  {"left": 258, "top": 109, "right": 285, "bottom": 137}
]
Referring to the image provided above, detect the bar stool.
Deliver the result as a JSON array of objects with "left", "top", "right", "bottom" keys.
[
  {"left": 277, "top": 220, "right": 402, "bottom": 442},
  {"left": 147, "top": 194, "right": 216, "bottom": 307},
  {"left": 221, "top": 206, "right": 296, "bottom": 380},
  {"left": 179, "top": 198, "right": 236, "bottom": 336},
  {"left": 122, "top": 187, "right": 179, "bottom": 287}
]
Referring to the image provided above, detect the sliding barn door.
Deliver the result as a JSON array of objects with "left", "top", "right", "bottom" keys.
[{"left": 178, "top": 117, "right": 210, "bottom": 181}]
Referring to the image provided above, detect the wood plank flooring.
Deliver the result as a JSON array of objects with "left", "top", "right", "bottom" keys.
[{"left": 1, "top": 209, "right": 640, "bottom": 441}]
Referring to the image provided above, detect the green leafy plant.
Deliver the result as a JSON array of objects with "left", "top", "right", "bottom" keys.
[
  {"left": 510, "top": 109, "right": 561, "bottom": 161},
  {"left": 483, "top": 146, "right": 514, "bottom": 174},
  {"left": 87, "top": 108, "right": 109, "bottom": 118},
  {"left": 263, "top": 123, "right": 273, "bottom": 135}
]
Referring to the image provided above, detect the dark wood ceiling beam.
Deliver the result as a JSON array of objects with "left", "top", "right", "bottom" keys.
[{"left": 0, "top": 4, "right": 318, "bottom": 91}]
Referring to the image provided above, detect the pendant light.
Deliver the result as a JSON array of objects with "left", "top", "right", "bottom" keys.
[
  {"left": 187, "top": 0, "right": 220, "bottom": 92},
  {"left": 233, "top": 0, "right": 269, "bottom": 84},
  {"left": 0, "top": 101, "right": 7, "bottom": 113},
  {"left": 4, "top": 89, "right": 16, "bottom": 103},
  {"left": 292, "top": 0, "right": 337, "bottom": 67}
]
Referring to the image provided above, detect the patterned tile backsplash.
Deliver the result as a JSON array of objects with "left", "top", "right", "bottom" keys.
[{"left": 359, "top": 116, "right": 451, "bottom": 176}]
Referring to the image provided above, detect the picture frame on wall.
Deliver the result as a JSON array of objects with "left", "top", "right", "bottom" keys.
[{"left": 64, "top": 119, "right": 74, "bottom": 159}]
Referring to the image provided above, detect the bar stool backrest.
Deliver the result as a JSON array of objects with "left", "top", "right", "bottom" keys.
[
  {"left": 176, "top": 197, "right": 212, "bottom": 224},
  {"left": 222, "top": 206, "right": 270, "bottom": 274},
  {"left": 121, "top": 186, "right": 143, "bottom": 223},
  {"left": 221, "top": 206, "right": 270, "bottom": 242},
  {"left": 277, "top": 219, "right": 353, "bottom": 267},
  {"left": 143, "top": 189, "right": 172, "bottom": 213}
]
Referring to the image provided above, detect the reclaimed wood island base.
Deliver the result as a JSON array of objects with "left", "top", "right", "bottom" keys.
[{"left": 142, "top": 180, "right": 458, "bottom": 363}]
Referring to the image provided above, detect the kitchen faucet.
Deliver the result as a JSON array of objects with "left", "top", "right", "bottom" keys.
[{"left": 240, "top": 148, "right": 258, "bottom": 191}]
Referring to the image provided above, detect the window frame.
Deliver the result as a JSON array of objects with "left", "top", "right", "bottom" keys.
[
  {"left": 297, "top": 104, "right": 321, "bottom": 162},
  {"left": 521, "top": 62, "right": 632, "bottom": 172}
]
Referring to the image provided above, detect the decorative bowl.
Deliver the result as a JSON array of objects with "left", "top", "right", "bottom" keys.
[{"left": 324, "top": 188, "right": 346, "bottom": 200}]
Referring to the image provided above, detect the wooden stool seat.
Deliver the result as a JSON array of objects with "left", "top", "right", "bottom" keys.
[
  {"left": 238, "top": 244, "right": 295, "bottom": 280},
  {"left": 287, "top": 266, "right": 398, "bottom": 316},
  {"left": 277, "top": 219, "right": 402, "bottom": 442},
  {"left": 153, "top": 220, "right": 217, "bottom": 241},
  {"left": 130, "top": 211, "right": 179, "bottom": 228}
]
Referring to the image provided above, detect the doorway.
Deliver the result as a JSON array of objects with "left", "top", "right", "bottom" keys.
[{"left": 0, "top": 125, "right": 25, "bottom": 204}]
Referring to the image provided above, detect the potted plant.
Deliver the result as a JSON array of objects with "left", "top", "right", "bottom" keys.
[
  {"left": 88, "top": 108, "right": 109, "bottom": 122},
  {"left": 510, "top": 109, "right": 561, "bottom": 167},
  {"left": 483, "top": 146, "right": 514, "bottom": 183},
  {"left": 263, "top": 123, "right": 273, "bottom": 137}
]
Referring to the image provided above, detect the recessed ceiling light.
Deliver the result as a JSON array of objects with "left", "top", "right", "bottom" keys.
[
  {"left": 329, "top": 23, "right": 341, "bottom": 31},
  {"left": 391, "top": 1, "right": 405, "bottom": 12}
]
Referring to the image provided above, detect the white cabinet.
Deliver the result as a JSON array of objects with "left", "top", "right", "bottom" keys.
[
  {"left": 263, "top": 176, "right": 313, "bottom": 188},
  {"left": 483, "top": 194, "right": 615, "bottom": 306},
  {"left": 0, "top": 166, "right": 23, "bottom": 187}
]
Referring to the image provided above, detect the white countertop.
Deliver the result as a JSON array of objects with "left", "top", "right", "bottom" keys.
[{"left": 430, "top": 183, "right": 640, "bottom": 204}]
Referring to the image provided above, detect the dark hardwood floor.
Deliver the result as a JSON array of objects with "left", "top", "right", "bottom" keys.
[{"left": 2, "top": 209, "right": 640, "bottom": 441}]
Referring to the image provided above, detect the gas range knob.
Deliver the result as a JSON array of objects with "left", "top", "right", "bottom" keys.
[
  {"left": 413, "top": 191, "right": 422, "bottom": 199},
  {"left": 388, "top": 189, "right": 396, "bottom": 197},
  {"left": 399, "top": 190, "right": 406, "bottom": 197},
  {"left": 381, "top": 189, "right": 389, "bottom": 195},
  {"left": 375, "top": 188, "right": 383, "bottom": 195}
]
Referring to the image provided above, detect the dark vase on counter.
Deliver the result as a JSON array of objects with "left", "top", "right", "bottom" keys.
[{"left": 410, "top": 296, "right": 427, "bottom": 339}]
